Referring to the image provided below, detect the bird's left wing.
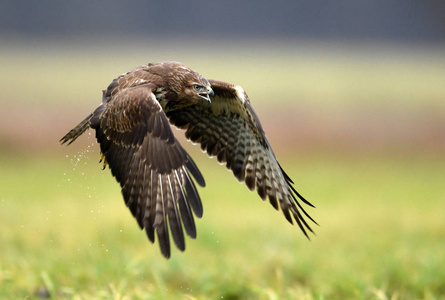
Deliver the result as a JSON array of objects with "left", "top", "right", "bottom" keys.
[
  {"left": 166, "top": 80, "right": 316, "bottom": 236},
  {"left": 91, "top": 85, "right": 205, "bottom": 258}
]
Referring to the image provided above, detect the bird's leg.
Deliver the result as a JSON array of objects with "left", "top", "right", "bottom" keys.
[{"left": 99, "top": 153, "right": 107, "bottom": 170}]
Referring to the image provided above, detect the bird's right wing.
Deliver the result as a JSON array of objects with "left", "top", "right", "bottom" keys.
[
  {"left": 91, "top": 85, "right": 205, "bottom": 258},
  {"left": 166, "top": 80, "right": 316, "bottom": 237}
]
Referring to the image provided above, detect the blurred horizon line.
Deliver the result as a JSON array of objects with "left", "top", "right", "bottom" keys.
[{"left": 3, "top": 34, "right": 445, "bottom": 51}]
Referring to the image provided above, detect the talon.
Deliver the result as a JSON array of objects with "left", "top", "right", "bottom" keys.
[{"left": 99, "top": 154, "right": 107, "bottom": 170}]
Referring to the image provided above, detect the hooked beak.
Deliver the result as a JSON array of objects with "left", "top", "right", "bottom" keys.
[{"left": 199, "top": 87, "right": 214, "bottom": 103}]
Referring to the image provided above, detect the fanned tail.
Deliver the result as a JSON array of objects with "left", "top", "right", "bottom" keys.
[{"left": 60, "top": 114, "right": 93, "bottom": 145}]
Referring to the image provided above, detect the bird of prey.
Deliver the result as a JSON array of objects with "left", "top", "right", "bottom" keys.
[{"left": 60, "top": 61, "right": 316, "bottom": 258}]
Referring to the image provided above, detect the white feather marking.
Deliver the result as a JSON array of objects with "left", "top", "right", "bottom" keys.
[
  {"left": 136, "top": 79, "right": 147, "bottom": 84},
  {"left": 234, "top": 85, "right": 246, "bottom": 103}
]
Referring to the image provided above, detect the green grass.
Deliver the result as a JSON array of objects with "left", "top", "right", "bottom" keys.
[{"left": 0, "top": 151, "right": 444, "bottom": 299}]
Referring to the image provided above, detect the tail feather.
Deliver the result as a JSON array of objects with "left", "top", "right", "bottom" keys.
[{"left": 60, "top": 114, "right": 93, "bottom": 145}]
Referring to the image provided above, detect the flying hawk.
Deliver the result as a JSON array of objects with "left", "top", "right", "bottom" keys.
[{"left": 60, "top": 61, "right": 316, "bottom": 258}]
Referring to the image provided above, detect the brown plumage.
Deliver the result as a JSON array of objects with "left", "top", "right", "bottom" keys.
[{"left": 60, "top": 61, "right": 316, "bottom": 258}]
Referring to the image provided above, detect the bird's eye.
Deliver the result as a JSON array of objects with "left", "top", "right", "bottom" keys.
[{"left": 193, "top": 84, "right": 205, "bottom": 92}]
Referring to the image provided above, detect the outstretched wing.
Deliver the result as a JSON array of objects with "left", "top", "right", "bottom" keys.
[
  {"left": 91, "top": 85, "right": 205, "bottom": 258},
  {"left": 166, "top": 80, "right": 316, "bottom": 236}
]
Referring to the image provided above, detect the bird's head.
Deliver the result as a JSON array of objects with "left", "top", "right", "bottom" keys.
[
  {"left": 188, "top": 79, "right": 214, "bottom": 103},
  {"left": 161, "top": 62, "right": 214, "bottom": 105}
]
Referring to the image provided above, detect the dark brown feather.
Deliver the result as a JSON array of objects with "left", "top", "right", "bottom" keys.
[
  {"left": 67, "top": 63, "right": 207, "bottom": 258},
  {"left": 167, "top": 79, "right": 316, "bottom": 236},
  {"left": 59, "top": 113, "right": 92, "bottom": 145}
]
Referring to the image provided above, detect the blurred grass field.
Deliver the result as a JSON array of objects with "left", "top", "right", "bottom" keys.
[{"left": 0, "top": 39, "right": 445, "bottom": 299}]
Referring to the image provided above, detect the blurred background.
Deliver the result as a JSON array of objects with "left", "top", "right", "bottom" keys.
[
  {"left": 1, "top": 1, "right": 444, "bottom": 299},
  {"left": 1, "top": 0, "right": 445, "bottom": 155}
]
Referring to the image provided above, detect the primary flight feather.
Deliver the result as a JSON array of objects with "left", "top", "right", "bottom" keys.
[{"left": 60, "top": 61, "right": 316, "bottom": 258}]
